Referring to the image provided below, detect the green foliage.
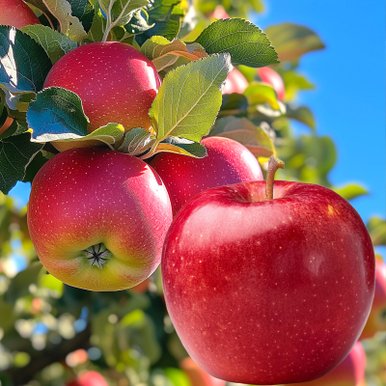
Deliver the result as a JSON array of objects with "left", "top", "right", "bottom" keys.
[
  {"left": 0, "top": 26, "right": 51, "bottom": 111},
  {"left": 195, "top": 18, "right": 278, "bottom": 67}
]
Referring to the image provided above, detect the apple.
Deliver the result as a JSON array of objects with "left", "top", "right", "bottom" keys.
[
  {"left": 0, "top": 0, "right": 40, "bottom": 28},
  {"left": 180, "top": 357, "right": 226, "bottom": 386},
  {"left": 210, "top": 5, "right": 230, "bottom": 20},
  {"left": 66, "top": 370, "right": 108, "bottom": 386},
  {"left": 257, "top": 67, "right": 285, "bottom": 100},
  {"left": 360, "top": 259, "right": 386, "bottom": 339},
  {"left": 162, "top": 157, "right": 375, "bottom": 384},
  {"left": 222, "top": 66, "right": 249, "bottom": 94},
  {"left": 290, "top": 341, "right": 366, "bottom": 386},
  {"left": 27, "top": 147, "right": 172, "bottom": 291},
  {"left": 149, "top": 136, "right": 263, "bottom": 214},
  {"left": 43, "top": 42, "right": 161, "bottom": 132}
]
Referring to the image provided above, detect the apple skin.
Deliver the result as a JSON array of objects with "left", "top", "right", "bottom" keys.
[
  {"left": 257, "top": 67, "right": 285, "bottom": 100},
  {"left": 290, "top": 341, "right": 366, "bottom": 386},
  {"left": 43, "top": 42, "right": 161, "bottom": 131},
  {"left": 162, "top": 181, "right": 375, "bottom": 384},
  {"left": 66, "top": 371, "right": 108, "bottom": 386},
  {"left": 360, "top": 259, "right": 386, "bottom": 339},
  {"left": 148, "top": 136, "right": 263, "bottom": 214},
  {"left": 27, "top": 147, "right": 172, "bottom": 291},
  {"left": 222, "top": 67, "right": 249, "bottom": 94},
  {"left": 180, "top": 357, "right": 226, "bottom": 386},
  {"left": 0, "top": 0, "right": 40, "bottom": 28}
]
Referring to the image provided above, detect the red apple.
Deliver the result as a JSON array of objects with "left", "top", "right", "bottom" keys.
[
  {"left": 162, "top": 168, "right": 375, "bottom": 384},
  {"left": 0, "top": 0, "right": 40, "bottom": 28},
  {"left": 290, "top": 341, "right": 366, "bottom": 386},
  {"left": 360, "top": 259, "right": 386, "bottom": 339},
  {"left": 43, "top": 42, "right": 161, "bottom": 131},
  {"left": 66, "top": 370, "right": 108, "bottom": 386},
  {"left": 257, "top": 67, "right": 285, "bottom": 100},
  {"left": 27, "top": 147, "right": 172, "bottom": 291},
  {"left": 149, "top": 136, "right": 263, "bottom": 214},
  {"left": 180, "top": 357, "right": 226, "bottom": 386},
  {"left": 222, "top": 67, "right": 249, "bottom": 94},
  {"left": 210, "top": 5, "right": 230, "bottom": 20}
]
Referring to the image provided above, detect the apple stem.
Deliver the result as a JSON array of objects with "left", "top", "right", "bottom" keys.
[
  {"left": 265, "top": 156, "right": 285, "bottom": 200},
  {"left": 82, "top": 243, "right": 112, "bottom": 268}
]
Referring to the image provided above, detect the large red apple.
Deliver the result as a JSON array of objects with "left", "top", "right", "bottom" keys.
[
  {"left": 360, "top": 259, "right": 386, "bottom": 339},
  {"left": 162, "top": 164, "right": 375, "bottom": 384},
  {"left": 290, "top": 341, "right": 366, "bottom": 386},
  {"left": 222, "top": 66, "right": 249, "bottom": 94},
  {"left": 27, "top": 147, "right": 172, "bottom": 291},
  {"left": 0, "top": 0, "right": 40, "bottom": 28},
  {"left": 66, "top": 370, "right": 108, "bottom": 386},
  {"left": 149, "top": 136, "right": 263, "bottom": 214},
  {"left": 43, "top": 42, "right": 161, "bottom": 131},
  {"left": 257, "top": 66, "right": 285, "bottom": 100}
]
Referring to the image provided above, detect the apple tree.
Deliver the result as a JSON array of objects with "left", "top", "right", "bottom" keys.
[{"left": 0, "top": 0, "right": 385, "bottom": 385}]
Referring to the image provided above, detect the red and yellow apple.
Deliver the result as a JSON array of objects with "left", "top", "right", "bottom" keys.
[
  {"left": 162, "top": 176, "right": 375, "bottom": 384},
  {"left": 66, "top": 370, "right": 108, "bottom": 386},
  {"left": 290, "top": 341, "right": 366, "bottom": 386},
  {"left": 27, "top": 147, "right": 172, "bottom": 291},
  {"left": 0, "top": 0, "right": 39, "bottom": 28},
  {"left": 43, "top": 42, "right": 161, "bottom": 131},
  {"left": 360, "top": 258, "right": 386, "bottom": 339},
  {"left": 149, "top": 136, "right": 263, "bottom": 214},
  {"left": 257, "top": 66, "right": 285, "bottom": 100}
]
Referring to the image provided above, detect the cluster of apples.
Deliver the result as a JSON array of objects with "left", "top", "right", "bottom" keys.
[{"left": 2, "top": 1, "right": 379, "bottom": 385}]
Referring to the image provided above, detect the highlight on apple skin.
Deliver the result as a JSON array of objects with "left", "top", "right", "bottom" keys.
[
  {"left": 43, "top": 42, "right": 161, "bottom": 132},
  {"left": 162, "top": 180, "right": 375, "bottom": 385},
  {"left": 149, "top": 136, "right": 263, "bottom": 214},
  {"left": 290, "top": 341, "right": 366, "bottom": 386},
  {"left": 27, "top": 147, "right": 172, "bottom": 292},
  {"left": 257, "top": 66, "right": 285, "bottom": 100},
  {"left": 0, "top": 0, "right": 40, "bottom": 28},
  {"left": 360, "top": 259, "right": 386, "bottom": 339}
]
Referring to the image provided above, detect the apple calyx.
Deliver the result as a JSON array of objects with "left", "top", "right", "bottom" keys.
[
  {"left": 265, "top": 156, "right": 285, "bottom": 200},
  {"left": 81, "top": 243, "right": 112, "bottom": 268}
]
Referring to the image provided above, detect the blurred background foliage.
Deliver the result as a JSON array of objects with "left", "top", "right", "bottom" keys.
[{"left": 1, "top": 0, "right": 385, "bottom": 385}]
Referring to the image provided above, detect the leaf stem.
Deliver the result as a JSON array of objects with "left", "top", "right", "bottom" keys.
[{"left": 265, "top": 155, "right": 284, "bottom": 200}]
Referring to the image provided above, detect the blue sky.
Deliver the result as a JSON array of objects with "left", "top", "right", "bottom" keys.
[
  {"left": 9, "top": 0, "right": 386, "bottom": 247},
  {"left": 255, "top": 0, "right": 386, "bottom": 224}
]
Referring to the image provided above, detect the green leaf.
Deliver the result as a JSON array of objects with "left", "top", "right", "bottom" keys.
[
  {"left": 195, "top": 18, "right": 278, "bottom": 67},
  {"left": 117, "top": 127, "right": 153, "bottom": 155},
  {"left": 135, "top": 0, "right": 186, "bottom": 44},
  {"left": 149, "top": 53, "right": 231, "bottom": 145},
  {"left": 99, "top": 0, "right": 150, "bottom": 27},
  {"left": 87, "top": 8, "right": 106, "bottom": 41},
  {"left": 125, "top": 9, "right": 155, "bottom": 35},
  {"left": 48, "top": 123, "right": 127, "bottom": 151},
  {"left": 0, "top": 26, "right": 51, "bottom": 111},
  {"left": 68, "top": 0, "right": 95, "bottom": 32},
  {"left": 367, "top": 217, "right": 386, "bottom": 246},
  {"left": 0, "top": 300, "right": 15, "bottom": 331},
  {"left": 27, "top": 87, "right": 89, "bottom": 143},
  {"left": 244, "top": 82, "right": 281, "bottom": 110},
  {"left": 286, "top": 105, "right": 316, "bottom": 131},
  {"left": 43, "top": 0, "right": 88, "bottom": 41},
  {"left": 266, "top": 23, "right": 325, "bottom": 62},
  {"left": 0, "top": 133, "right": 43, "bottom": 194},
  {"left": 333, "top": 183, "right": 369, "bottom": 201},
  {"left": 211, "top": 117, "right": 275, "bottom": 158},
  {"left": 21, "top": 25, "right": 77, "bottom": 64},
  {"left": 23, "top": 150, "right": 52, "bottom": 182},
  {"left": 220, "top": 93, "right": 249, "bottom": 117},
  {"left": 282, "top": 70, "right": 315, "bottom": 101},
  {"left": 154, "top": 137, "right": 207, "bottom": 158}
]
